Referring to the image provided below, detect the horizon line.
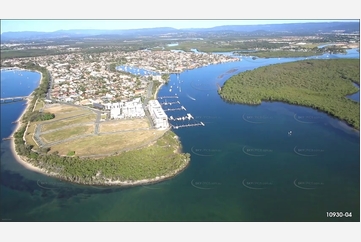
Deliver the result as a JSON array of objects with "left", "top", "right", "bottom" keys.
[{"left": 1, "top": 20, "right": 359, "bottom": 34}]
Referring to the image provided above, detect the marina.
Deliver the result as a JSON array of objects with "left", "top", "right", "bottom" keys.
[{"left": 171, "top": 122, "right": 205, "bottom": 129}]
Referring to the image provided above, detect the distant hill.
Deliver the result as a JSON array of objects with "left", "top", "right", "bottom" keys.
[
  {"left": 1, "top": 27, "right": 178, "bottom": 42},
  {"left": 1, "top": 22, "right": 359, "bottom": 42},
  {"left": 182, "top": 22, "right": 359, "bottom": 34}
]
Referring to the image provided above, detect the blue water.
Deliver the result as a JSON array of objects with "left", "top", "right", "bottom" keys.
[
  {"left": 0, "top": 70, "right": 41, "bottom": 138},
  {"left": 1, "top": 70, "right": 41, "bottom": 98},
  {"left": 115, "top": 65, "right": 159, "bottom": 76},
  {"left": 0, "top": 50, "right": 359, "bottom": 222}
]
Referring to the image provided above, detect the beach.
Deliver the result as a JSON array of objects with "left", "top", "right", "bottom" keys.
[
  {"left": 153, "top": 82, "right": 164, "bottom": 99},
  {"left": 9, "top": 93, "right": 46, "bottom": 174},
  {"left": 9, "top": 70, "right": 51, "bottom": 175}
]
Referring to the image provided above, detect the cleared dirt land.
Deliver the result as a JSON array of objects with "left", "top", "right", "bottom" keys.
[
  {"left": 40, "top": 114, "right": 96, "bottom": 132},
  {"left": 50, "top": 129, "right": 166, "bottom": 156},
  {"left": 99, "top": 118, "right": 150, "bottom": 133},
  {"left": 40, "top": 124, "right": 95, "bottom": 143},
  {"left": 30, "top": 103, "right": 166, "bottom": 157},
  {"left": 43, "top": 103, "right": 94, "bottom": 120}
]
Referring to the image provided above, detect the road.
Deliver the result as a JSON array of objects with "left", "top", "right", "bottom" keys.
[{"left": 46, "top": 70, "right": 53, "bottom": 100}]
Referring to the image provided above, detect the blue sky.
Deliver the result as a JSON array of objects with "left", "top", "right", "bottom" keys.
[{"left": 1, "top": 20, "right": 358, "bottom": 34}]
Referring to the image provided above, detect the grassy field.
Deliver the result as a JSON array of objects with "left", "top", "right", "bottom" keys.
[
  {"left": 24, "top": 122, "right": 39, "bottom": 148},
  {"left": 99, "top": 118, "right": 149, "bottom": 133},
  {"left": 33, "top": 99, "right": 44, "bottom": 112},
  {"left": 50, "top": 129, "right": 166, "bottom": 156},
  {"left": 41, "top": 114, "right": 96, "bottom": 132},
  {"left": 27, "top": 103, "right": 169, "bottom": 158},
  {"left": 40, "top": 124, "right": 94, "bottom": 143},
  {"left": 53, "top": 110, "right": 94, "bottom": 120},
  {"left": 44, "top": 104, "right": 82, "bottom": 114}
]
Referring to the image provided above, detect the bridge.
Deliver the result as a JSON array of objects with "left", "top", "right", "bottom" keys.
[
  {"left": 1, "top": 67, "right": 21, "bottom": 71},
  {"left": 0, "top": 96, "right": 29, "bottom": 104}
]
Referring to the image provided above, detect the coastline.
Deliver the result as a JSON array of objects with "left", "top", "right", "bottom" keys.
[
  {"left": 9, "top": 70, "right": 58, "bottom": 175},
  {"left": 11, "top": 105, "right": 190, "bottom": 186},
  {"left": 85, "top": 154, "right": 189, "bottom": 187},
  {"left": 10, "top": 100, "right": 46, "bottom": 175}
]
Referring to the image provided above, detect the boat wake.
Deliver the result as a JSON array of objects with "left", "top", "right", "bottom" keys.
[{"left": 186, "top": 94, "right": 196, "bottom": 101}]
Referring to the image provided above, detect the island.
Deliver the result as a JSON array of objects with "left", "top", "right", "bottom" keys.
[{"left": 218, "top": 58, "right": 360, "bottom": 130}]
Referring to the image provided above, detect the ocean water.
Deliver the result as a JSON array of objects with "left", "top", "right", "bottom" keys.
[{"left": 0, "top": 51, "right": 359, "bottom": 222}]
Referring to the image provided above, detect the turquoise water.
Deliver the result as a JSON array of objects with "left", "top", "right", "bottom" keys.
[{"left": 0, "top": 51, "right": 359, "bottom": 222}]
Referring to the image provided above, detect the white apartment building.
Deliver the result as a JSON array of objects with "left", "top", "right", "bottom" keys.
[
  {"left": 148, "top": 100, "right": 169, "bottom": 130},
  {"left": 108, "top": 98, "right": 145, "bottom": 119}
]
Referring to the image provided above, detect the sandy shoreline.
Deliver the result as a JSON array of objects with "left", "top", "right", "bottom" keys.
[
  {"left": 9, "top": 69, "right": 45, "bottom": 174},
  {"left": 8, "top": 70, "right": 58, "bottom": 175},
  {"left": 153, "top": 82, "right": 164, "bottom": 99},
  {"left": 10, "top": 99, "right": 47, "bottom": 174}
]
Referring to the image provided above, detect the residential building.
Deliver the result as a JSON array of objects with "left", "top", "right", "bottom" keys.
[{"left": 148, "top": 100, "right": 169, "bottom": 129}]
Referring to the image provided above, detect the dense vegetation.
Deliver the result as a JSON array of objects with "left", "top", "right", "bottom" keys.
[
  {"left": 161, "top": 74, "right": 170, "bottom": 83},
  {"left": 15, "top": 126, "right": 189, "bottom": 184},
  {"left": 26, "top": 112, "right": 55, "bottom": 122},
  {"left": 219, "top": 59, "right": 360, "bottom": 129},
  {"left": 152, "top": 80, "right": 162, "bottom": 97}
]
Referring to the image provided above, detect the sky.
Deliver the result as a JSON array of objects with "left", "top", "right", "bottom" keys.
[{"left": 1, "top": 19, "right": 359, "bottom": 34}]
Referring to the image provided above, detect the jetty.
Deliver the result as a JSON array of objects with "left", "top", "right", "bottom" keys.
[
  {"left": 160, "top": 101, "right": 180, "bottom": 106},
  {"left": 168, "top": 113, "right": 194, "bottom": 121},
  {"left": 163, "top": 106, "right": 186, "bottom": 112},
  {"left": 158, "top": 96, "right": 179, "bottom": 99},
  {"left": 2, "top": 136, "right": 13, "bottom": 141},
  {"left": 171, "top": 122, "right": 205, "bottom": 129}
]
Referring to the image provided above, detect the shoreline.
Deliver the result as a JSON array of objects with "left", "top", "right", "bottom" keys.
[
  {"left": 10, "top": 107, "right": 190, "bottom": 186},
  {"left": 10, "top": 99, "right": 47, "bottom": 175},
  {"left": 153, "top": 82, "right": 165, "bottom": 99},
  {"left": 9, "top": 69, "right": 44, "bottom": 174}
]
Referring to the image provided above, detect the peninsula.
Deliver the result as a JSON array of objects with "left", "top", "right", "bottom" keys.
[
  {"left": 6, "top": 67, "right": 188, "bottom": 186},
  {"left": 5, "top": 49, "right": 238, "bottom": 186},
  {"left": 219, "top": 58, "right": 360, "bottom": 130}
]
